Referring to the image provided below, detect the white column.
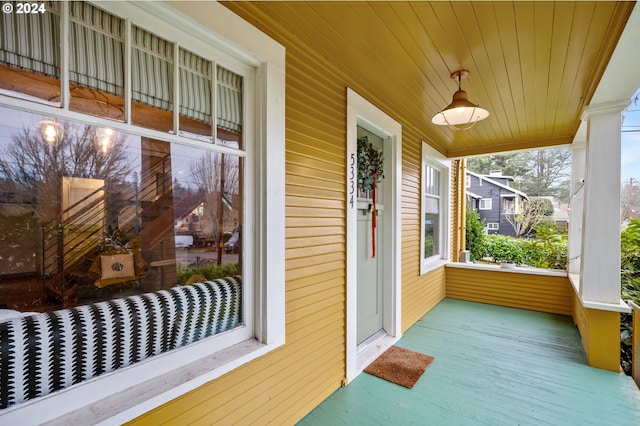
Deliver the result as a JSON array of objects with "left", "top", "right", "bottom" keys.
[
  {"left": 567, "top": 144, "right": 585, "bottom": 276},
  {"left": 579, "top": 101, "right": 628, "bottom": 304}
]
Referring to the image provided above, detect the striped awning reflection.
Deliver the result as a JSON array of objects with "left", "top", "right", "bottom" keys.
[
  {"left": 132, "top": 25, "right": 174, "bottom": 112},
  {"left": 0, "top": 2, "right": 60, "bottom": 77},
  {"left": 216, "top": 66, "right": 243, "bottom": 133},
  {"left": 0, "top": 1, "right": 243, "bottom": 134},
  {"left": 180, "top": 47, "right": 211, "bottom": 125},
  {"left": 69, "top": 1, "right": 125, "bottom": 97}
]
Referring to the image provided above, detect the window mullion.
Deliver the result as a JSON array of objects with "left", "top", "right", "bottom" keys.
[
  {"left": 60, "top": 1, "right": 70, "bottom": 110},
  {"left": 124, "top": 19, "right": 132, "bottom": 124},
  {"left": 212, "top": 61, "right": 218, "bottom": 141},
  {"left": 173, "top": 43, "right": 180, "bottom": 134}
]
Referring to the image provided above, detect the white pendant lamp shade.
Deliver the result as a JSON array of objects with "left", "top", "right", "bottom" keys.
[{"left": 432, "top": 70, "right": 489, "bottom": 130}]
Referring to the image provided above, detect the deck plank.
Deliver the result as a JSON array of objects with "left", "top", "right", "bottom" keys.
[{"left": 299, "top": 299, "right": 640, "bottom": 425}]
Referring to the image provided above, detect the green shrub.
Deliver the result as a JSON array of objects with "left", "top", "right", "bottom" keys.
[
  {"left": 620, "top": 219, "right": 640, "bottom": 376},
  {"left": 465, "top": 206, "right": 486, "bottom": 261},
  {"left": 482, "top": 226, "right": 567, "bottom": 270},
  {"left": 176, "top": 262, "right": 239, "bottom": 285},
  {"left": 621, "top": 219, "right": 640, "bottom": 289},
  {"left": 484, "top": 234, "right": 527, "bottom": 264},
  {"left": 524, "top": 224, "right": 567, "bottom": 269}
]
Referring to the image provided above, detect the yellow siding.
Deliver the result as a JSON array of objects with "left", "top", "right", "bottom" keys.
[
  {"left": 573, "top": 291, "right": 589, "bottom": 352},
  {"left": 572, "top": 291, "right": 621, "bottom": 372},
  {"left": 446, "top": 265, "right": 573, "bottom": 316},
  {"left": 632, "top": 303, "right": 640, "bottom": 386},
  {"left": 129, "top": 2, "right": 443, "bottom": 425},
  {"left": 399, "top": 122, "right": 447, "bottom": 332},
  {"left": 402, "top": 266, "right": 447, "bottom": 332}
]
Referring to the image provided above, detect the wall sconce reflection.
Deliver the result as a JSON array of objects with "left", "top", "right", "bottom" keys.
[
  {"left": 38, "top": 120, "right": 64, "bottom": 146},
  {"left": 96, "top": 128, "right": 113, "bottom": 154}
]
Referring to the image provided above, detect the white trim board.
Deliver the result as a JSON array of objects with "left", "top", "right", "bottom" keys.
[{"left": 345, "top": 88, "right": 402, "bottom": 383}]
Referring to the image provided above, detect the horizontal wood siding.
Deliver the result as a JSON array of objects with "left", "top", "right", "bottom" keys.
[
  {"left": 130, "top": 2, "right": 440, "bottom": 425},
  {"left": 573, "top": 290, "right": 589, "bottom": 357},
  {"left": 400, "top": 121, "right": 447, "bottom": 332},
  {"left": 571, "top": 290, "right": 621, "bottom": 371},
  {"left": 402, "top": 265, "right": 447, "bottom": 332},
  {"left": 632, "top": 303, "right": 640, "bottom": 386},
  {"left": 131, "top": 5, "right": 347, "bottom": 426},
  {"left": 446, "top": 266, "right": 573, "bottom": 316}
]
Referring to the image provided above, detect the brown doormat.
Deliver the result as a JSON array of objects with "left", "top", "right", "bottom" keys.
[{"left": 364, "top": 345, "right": 434, "bottom": 389}]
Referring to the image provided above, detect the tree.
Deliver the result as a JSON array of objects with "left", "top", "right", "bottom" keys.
[
  {"left": 621, "top": 177, "right": 640, "bottom": 222},
  {"left": 467, "top": 148, "right": 571, "bottom": 201},
  {"left": 0, "top": 122, "right": 132, "bottom": 189},
  {"left": 504, "top": 198, "right": 554, "bottom": 237},
  {"left": 0, "top": 121, "right": 133, "bottom": 222},
  {"left": 518, "top": 149, "right": 571, "bottom": 198},
  {"left": 467, "top": 153, "right": 529, "bottom": 187},
  {"left": 190, "top": 150, "right": 240, "bottom": 264}
]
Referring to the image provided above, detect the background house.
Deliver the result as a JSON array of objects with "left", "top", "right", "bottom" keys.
[{"left": 466, "top": 170, "right": 528, "bottom": 237}]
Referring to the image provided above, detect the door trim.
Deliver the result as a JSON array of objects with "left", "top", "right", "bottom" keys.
[{"left": 345, "top": 88, "right": 402, "bottom": 383}]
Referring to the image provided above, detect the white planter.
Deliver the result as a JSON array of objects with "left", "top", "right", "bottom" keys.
[{"left": 500, "top": 262, "right": 516, "bottom": 270}]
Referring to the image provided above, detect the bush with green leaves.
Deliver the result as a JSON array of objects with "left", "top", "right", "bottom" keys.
[
  {"left": 481, "top": 226, "right": 567, "bottom": 269},
  {"left": 176, "top": 262, "right": 238, "bottom": 285},
  {"left": 465, "top": 207, "right": 486, "bottom": 261},
  {"left": 484, "top": 234, "right": 527, "bottom": 264},
  {"left": 621, "top": 219, "right": 640, "bottom": 293},
  {"left": 620, "top": 219, "right": 640, "bottom": 376},
  {"left": 524, "top": 224, "right": 568, "bottom": 269}
]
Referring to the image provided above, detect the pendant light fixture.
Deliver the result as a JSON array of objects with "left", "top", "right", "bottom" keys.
[{"left": 432, "top": 70, "right": 489, "bottom": 130}]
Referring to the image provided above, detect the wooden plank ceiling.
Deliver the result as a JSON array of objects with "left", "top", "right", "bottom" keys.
[{"left": 222, "top": 1, "right": 635, "bottom": 158}]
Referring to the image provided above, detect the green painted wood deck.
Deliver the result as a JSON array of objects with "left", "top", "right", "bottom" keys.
[{"left": 299, "top": 299, "right": 640, "bottom": 425}]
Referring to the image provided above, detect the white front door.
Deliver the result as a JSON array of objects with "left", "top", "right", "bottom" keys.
[
  {"left": 346, "top": 88, "right": 402, "bottom": 382},
  {"left": 356, "top": 129, "right": 384, "bottom": 345},
  {"left": 357, "top": 201, "right": 383, "bottom": 344}
]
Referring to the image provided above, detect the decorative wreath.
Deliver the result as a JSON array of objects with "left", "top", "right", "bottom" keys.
[
  {"left": 357, "top": 136, "right": 384, "bottom": 192},
  {"left": 357, "top": 135, "right": 384, "bottom": 258}
]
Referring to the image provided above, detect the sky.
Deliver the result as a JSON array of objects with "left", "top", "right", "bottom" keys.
[{"left": 621, "top": 88, "right": 640, "bottom": 182}]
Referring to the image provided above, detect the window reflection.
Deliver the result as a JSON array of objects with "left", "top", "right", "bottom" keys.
[
  {"left": 423, "top": 164, "right": 440, "bottom": 259},
  {"left": 0, "top": 106, "right": 242, "bottom": 311}
]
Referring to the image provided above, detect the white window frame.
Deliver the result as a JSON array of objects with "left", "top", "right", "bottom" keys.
[
  {"left": 479, "top": 198, "right": 492, "bottom": 210},
  {"left": 502, "top": 197, "right": 516, "bottom": 215},
  {"left": 0, "top": 2, "right": 285, "bottom": 424},
  {"left": 420, "top": 142, "right": 450, "bottom": 274},
  {"left": 487, "top": 223, "right": 499, "bottom": 231},
  {"left": 465, "top": 174, "right": 471, "bottom": 188}
]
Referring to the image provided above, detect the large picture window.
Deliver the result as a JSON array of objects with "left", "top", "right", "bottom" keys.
[
  {"left": 0, "top": 107, "right": 243, "bottom": 310},
  {"left": 0, "top": 1, "right": 284, "bottom": 421}
]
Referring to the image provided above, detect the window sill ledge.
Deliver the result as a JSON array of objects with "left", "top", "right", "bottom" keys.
[
  {"left": 446, "top": 261, "right": 568, "bottom": 277},
  {"left": 421, "top": 258, "right": 450, "bottom": 275},
  {"left": 1, "top": 337, "right": 283, "bottom": 425}
]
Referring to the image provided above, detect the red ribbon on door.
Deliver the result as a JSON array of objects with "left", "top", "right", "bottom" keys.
[{"left": 371, "top": 173, "right": 377, "bottom": 258}]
